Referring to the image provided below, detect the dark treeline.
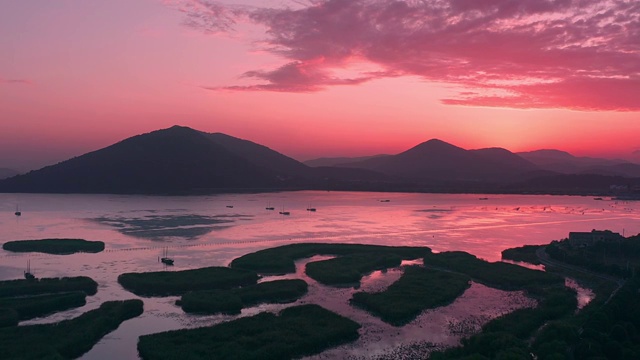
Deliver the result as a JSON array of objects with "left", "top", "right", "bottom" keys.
[{"left": 546, "top": 235, "right": 640, "bottom": 278}]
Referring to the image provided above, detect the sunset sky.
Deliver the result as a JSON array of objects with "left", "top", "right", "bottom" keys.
[{"left": 1, "top": 0, "right": 639, "bottom": 171}]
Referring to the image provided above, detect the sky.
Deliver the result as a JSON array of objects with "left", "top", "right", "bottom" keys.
[{"left": 1, "top": 0, "right": 639, "bottom": 172}]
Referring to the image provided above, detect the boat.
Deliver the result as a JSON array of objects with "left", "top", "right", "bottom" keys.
[
  {"left": 306, "top": 204, "right": 317, "bottom": 212},
  {"left": 226, "top": 205, "right": 234, "bottom": 208},
  {"left": 160, "top": 247, "right": 174, "bottom": 265},
  {"left": 24, "top": 260, "right": 35, "bottom": 280},
  {"left": 479, "top": 197, "right": 489, "bottom": 200},
  {"left": 265, "top": 202, "right": 275, "bottom": 210},
  {"left": 14, "top": 205, "right": 21, "bottom": 216},
  {"left": 279, "top": 206, "right": 290, "bottom": 216},
  {"left": 380, "top": 199, "right": 390, "bottom": 203}
]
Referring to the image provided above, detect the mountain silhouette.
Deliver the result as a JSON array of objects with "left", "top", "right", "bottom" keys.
[
  {"left": 304, "top": 155, "right": 390, "bottom": 168},
  {"left": 0, "top": 126, "right": 309, "bottom": 194},
  {"left": 340, "top": 139, "right": 539, "bottom": 182},
  {"left": 518, "top": 149, "right": 640, "bottom": 177}
]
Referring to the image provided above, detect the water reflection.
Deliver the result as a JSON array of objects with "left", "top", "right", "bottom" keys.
[
  {"left": 90, "top": 214, "right": 249, "bottom": 240},
  {"left": 0, "top": 192, "right": 638, "bottom": 359}
]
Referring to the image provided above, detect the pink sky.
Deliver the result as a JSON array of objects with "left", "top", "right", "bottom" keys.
[{"left": 1, "top": 0, "right": 639, "bottom": 171}]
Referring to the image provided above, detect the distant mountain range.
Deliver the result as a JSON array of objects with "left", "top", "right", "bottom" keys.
[{"left": 1, "top": 126, "right": 639, "bottom": 195}]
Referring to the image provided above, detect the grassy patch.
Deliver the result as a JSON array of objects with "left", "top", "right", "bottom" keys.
[
  {"left": 501, "top": 244, "right": 543, "bottom": 265},
  {"left": 0, "top": 308, "right": 18, "bottom": 328},
  {"left": 424, "top": 251, "right": 563, "bottom": 289},
  {"left": 3, "top": 239, "right": 105, "bottom": 254},
  {"left": 0, "top": 277, "right": 98, "bottom": 297},
  {"left": 118, "top": 267, "right": 259, "bottom": 296},
  {"left": 0, "top": 299, "right": 143, "bottom": 360},
  {"left": 179, "top": 279, "right": 308, "bottom": 314},
  {"left": 351, "top": 266, "right": 470, "bottom": 326},
  {"left": 0, "top": 291, "right": 87, "bottom": 321},
  {"left": 138, "top": 304, "right": 360, "bottom": 360},
  {"left": 230, "top": 243, "right": 431, "bottom": 274},
  {"left": 305, "top": 253, "right": 402, "bottom": 286}
]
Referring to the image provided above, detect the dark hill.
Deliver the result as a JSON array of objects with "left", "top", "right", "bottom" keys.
[
  {"left": 341, "top": 139, "right": 539, "bottom": 182},
  {"left": 0, "top": 126, "right": 300, "bottom": 194},
  {"left": 204, "top": 133, "right": 308, "bottom": 176},
  {"left": 304, "top": 155, "right": 390, "bottom": 168},
  {"left": 517, "top": 149, "right": 640, "bottom": 176}
]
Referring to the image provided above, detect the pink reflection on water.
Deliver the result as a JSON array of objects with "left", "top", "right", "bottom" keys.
[
  {"left": 564, "top": 278, "right": 595, "bottom": 310},
  {"left": 0, "top": 192, "right": 638, "bottom": 358}
]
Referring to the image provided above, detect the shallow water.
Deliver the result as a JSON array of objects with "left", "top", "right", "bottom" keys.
[{"left": 1, "top": 191, "right": 638, "bottom": 359}]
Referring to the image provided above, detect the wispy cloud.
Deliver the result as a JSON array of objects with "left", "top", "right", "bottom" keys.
[
  {"left": 172, "top": 0, "right": 640, "bottom": 111},
  {"left": 1, "top": 78, "right": 33, "bottom": 85}
]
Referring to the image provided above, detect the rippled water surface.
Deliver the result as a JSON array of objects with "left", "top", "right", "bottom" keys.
[{"left": 1, "top": 191, "right": 638, "bottom": 359}]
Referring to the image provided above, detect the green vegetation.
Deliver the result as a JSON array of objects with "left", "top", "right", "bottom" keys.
[
  {"left": 0, "top": 292, "right": 87, "bottom": 321},
  {"left": 118, "top": 266, "right": 259, "bottom": 296},
  {"left": 178, "top": 279, "right": 308, "bottom": 314},
  {"left": 305, "top": 253, "right": 402, "bottom": 285},
  {"left": 0, "top": 299, "right": 143, "bottom": 360},
  {"left": 351, "top": 266, "right": 470, "bottom": 326},
  {"left": 501, "top": 244, "right": 543, "bottom": 265},
  {"left": 430, "top": 283, "right": 577, "bottom": 360},
  {"left": 230, "top": 243, "right": 431, "bottom": 274},
  {"left": 0, "top": 277, "right": 98, "bottom": 297},
  {"left": 3, "top": 239, "right": 105, "bottom": 254},
  {"left": 546, "top": 235, "right": 640, "bottom": 278},
  {"left": 424, "top": 251, "right": 563, "bottom": 289},
  {"left": 138, "top": 304, "right": 360, "bottom": 360},
  {"left": 0, "top": 308, "right": 18, "bottom": 328}
]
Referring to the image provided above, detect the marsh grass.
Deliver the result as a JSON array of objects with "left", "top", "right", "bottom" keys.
[
  {"left": 179, "top": 279, "right": 308, "bottom": 314},
  {"left": 138, "top": 304, "right": 360, "bottom": 360},
  {"left": 424, "top": 251, "right": 562, "bottom": 289},
  {"left": 305, "top": 253, "right": 402, "bottom": 286},
  {"left": 3, "top": 239, "right": 105, "bottom": 254},
  {"left": 118, "top": 267, "right": 259, "bottom": 296},
  {"left": 0, "top": 291, "right": 87, "bottom": 321},
  {"left": 351, "top": 266, "right": 470, "bottom": 326},
  {"left": 230, "top": 243, "right": 431, "bottom": 274},
  {"left": 0, "top": 299, "right": 143, "bottom": 360},
  {"left": 501, "top": 245, "right": 543, "bottom": 265},
  {"left": 0, "top": 277, "right": 98, "bottom": 297}
]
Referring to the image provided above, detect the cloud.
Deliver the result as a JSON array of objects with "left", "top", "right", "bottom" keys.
[
  {"left": 173, "top": 0, "right": 640, "bottom": 111},
  {"left": 1, "top": 78, "right": 32, "bottom": 85}
]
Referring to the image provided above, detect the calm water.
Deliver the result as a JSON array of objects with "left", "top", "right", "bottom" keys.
[{"left": 1, "top": 191, "right": 638, "bottom": 359}]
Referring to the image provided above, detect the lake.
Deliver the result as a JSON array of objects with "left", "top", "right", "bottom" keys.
[{"left": 1, "top": 191, "right": 639, "bottom": 359}]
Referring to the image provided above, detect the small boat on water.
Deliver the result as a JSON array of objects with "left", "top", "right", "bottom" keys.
[
  {"left": 226, "top": 205, "right": 234, "bottom": 208},
  {"left": 265, "top": 202, "right": 275, "bottom": 210},
  {"left": 380, "top": 199, "right": 390, "bottom": 203},
  {"left": 15, "top": 205, "right": 21, "bottom": 216},
  {"left": 479, "top": 197, "right": 489, "bottom": 200},
  {"left": 306, "top": 204, "right": 316, "bottom": 212},
  {"left": 24, "top": 260, "right": 35, "bottom": 280},
  {"left": 279, "top": 206, "right": 290, "bottom": 216},
  {"left": 160, "top": 248, "right": 174, "bottom": 266}
]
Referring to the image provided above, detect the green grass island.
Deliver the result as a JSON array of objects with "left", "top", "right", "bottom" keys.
[
  {"left": 178, "top": 279, "right": 308, "bottom": 315},
  {"left": 0, "top": 299, "right": 143, "bottom": 359},
  {"left": 2, "top": 239, "right": 105, "bottom": 255},
  {"left": 0, "top": 277, "right": 98, "bottom": 327}
]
